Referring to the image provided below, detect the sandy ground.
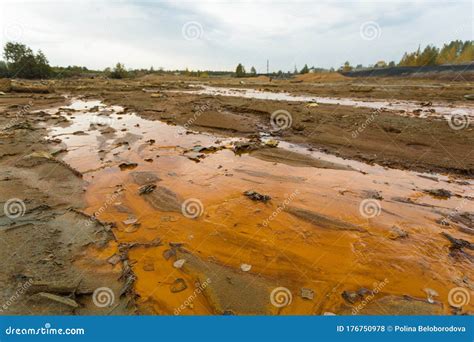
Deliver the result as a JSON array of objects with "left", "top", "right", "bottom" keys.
[{"left": 0, "top": 75, "right": 472, "bottom": 315}]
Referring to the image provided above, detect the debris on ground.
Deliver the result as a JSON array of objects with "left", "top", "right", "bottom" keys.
[
  {"left": 264, "top": 139, "right": 279, "bottom": 147},
  {"left": 118, "top": 161, "right": 138, "bottom": 170},
  {"left": 341, "top": 288, "right": 373, "bottom": 304},
  {"left": 138, "top": 184, "right": 157, "bottom": 195},
  {"left": 170, "top": 278, "right": 187, "bottom": 293},
  {"left": 240, "top": 263, "right": 252, "bottom": 272},
  {"left": 244, "top": 190, "right": 271, "bottom": 203},
  {"left": 423, "top": 288, "right": 439, "bottom": 304},
  {"left": 173, "top": 259, "right": 186, "bottom": 269},
  {"left": 300, "top": 288, "right": 314, "bottom": 300},
  {"left": 388, "top": 226, "right": 409, "bottom": 240},
  {"left": 363, "top": 190, "right": 383, "bottom": 200},
  {"left": 423, "top": 188, "right": 454, "bottom": 199},
  {"left": 37, "top": 292, "right": 79, "bottom": 308}
]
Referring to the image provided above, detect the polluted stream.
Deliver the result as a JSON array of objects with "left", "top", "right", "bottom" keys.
[
  {"left": 46, "top": 98, "right": 473, "bottom": 315},
  {"left": 174, "top": 85, "right": 474, "bottom": 120}
]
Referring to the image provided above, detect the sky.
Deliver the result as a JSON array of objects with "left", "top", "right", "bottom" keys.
[{"left": 0, "top": 0, "right": 472, "bottom": 72}]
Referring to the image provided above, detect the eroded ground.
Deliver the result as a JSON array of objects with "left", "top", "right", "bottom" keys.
[{"left": 0, "top": 75, "right": 473, "bottom": 315}]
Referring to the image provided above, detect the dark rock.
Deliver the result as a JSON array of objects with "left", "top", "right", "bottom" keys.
[
  {"left": 138, "top": 184, "right": 157, "bottom": 195},
  {"left": 423, "top": 188, "right": 453, "bottom": 199},
  {"left": 244, "top": 190, "right": 271, "bottom": 203}
]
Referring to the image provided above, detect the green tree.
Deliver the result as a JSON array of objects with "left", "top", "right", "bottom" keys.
[
  {"left": 250, "top": 66, "right": 256, "bottom": 76},
  {"left": 235, "top": 63, "right": 246, "bottom": 77},
  {"left": 456, "top": 41, "right": 474, "bottom": 63},
  {"left": 300, "top": 64, "right": 309, "bottom": 74},
  {"left": 33, "top": 50, "right": 52, "bottom": 78},
  {"left": 417, "top": 45, "right": 439, "bottom": 66},
  {"left": 0, "top": 60, "right": 8, "bottom": 77},
  {"left": 3, "top": 42, "right": 51, "bottom": 79},
  {"left": 110, "top": 62, "right": 128, "bottom": 79}
]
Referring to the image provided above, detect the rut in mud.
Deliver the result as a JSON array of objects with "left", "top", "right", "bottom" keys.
[{"left": 39, "top": 97, "right": 473, "bottom": 315}]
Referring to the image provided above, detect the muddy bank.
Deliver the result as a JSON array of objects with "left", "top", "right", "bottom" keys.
[
  {"left": 0, "top": 95, "right": 133, "bottom": 314},
  {"left": 96, "top": 87, "right": 473, "bottom": 176}
]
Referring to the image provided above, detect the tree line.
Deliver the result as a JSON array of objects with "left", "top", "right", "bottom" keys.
[
  {"left": 398, "top": 40, "right": 473, "bottom": 66},
  {"left": 1, "top": 40, "right": 472, "bottom": 80}
]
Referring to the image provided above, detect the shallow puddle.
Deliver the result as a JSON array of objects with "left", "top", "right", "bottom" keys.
[
  {"left": 47, "top": 98, "right": 473, "bottom": 315},
  {"left": 174, "top": 85, "right": 474, "bottom": 120}
]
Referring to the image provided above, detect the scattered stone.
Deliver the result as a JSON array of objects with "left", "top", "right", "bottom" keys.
[
  {"left": 341, "top": 288, "right": 373, "bottom": 304},
  {"left": 118, "top": 162, "right": 138, "bottom": 171},
  {"left": 300, "top": 288, "right": 314, "bottom": 300},
  {"left": 243, "top": 190, "right": 271, "bottom": 203},
  {"left": 122, "top": 217, "right": 138, "bottom": 225},
  {"left": 323, "top": 312, "right": 336, "bottom": 316},
  {"left": 363, "top": 190, "right": 383, "bottom": 200},
  {"left": 173, "top": 259, "right": 186, "bottom": 269},
  {"left": 264, "top": 139, "right": 279, "bottom": 148},
  {"left": 37, "top": 292, "right": 79, "bottom": 308},
  {"left": 423, "top": 188, "right": 453, "bottom": 199},
  {"left": 441, "top": 232, "right": 474, "bottom": 250},
  {"left": 388, "top": 226, "right": 408, "bottom": 240},
  {"left": 130, "top": 171, "right": 161, "bottom": 185},
  {"left": 170, "top": 278, "right": 187, "bottom": 293},
  {"left": 423, "top": 288, "right": 438, "bottom": 304},
  {"left": 240, "top": 263, "right": 252, "bottom": 272},
  {"left": 232, "top": 141, "right": 260, "bottom": 154},
  {"left": 163, "top": 249, "right": 176, "bottom": 260},
  {"left": 464, "top": 94, "right": 474, "bottom": 101},
  {"left": 138, "top": 184, "right": 157, "bottom": 195}
]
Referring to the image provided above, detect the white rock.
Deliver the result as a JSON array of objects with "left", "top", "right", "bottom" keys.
[
  {"left": 173, "top": 259, "right": 186, "bottom": 269},
  {"left": 240, "top": 263, "right": 252, "bottom": 272}
]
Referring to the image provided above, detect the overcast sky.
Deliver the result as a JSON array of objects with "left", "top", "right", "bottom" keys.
[{"left": 0, "top": 0, "right": 472, "bottom": 72}]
